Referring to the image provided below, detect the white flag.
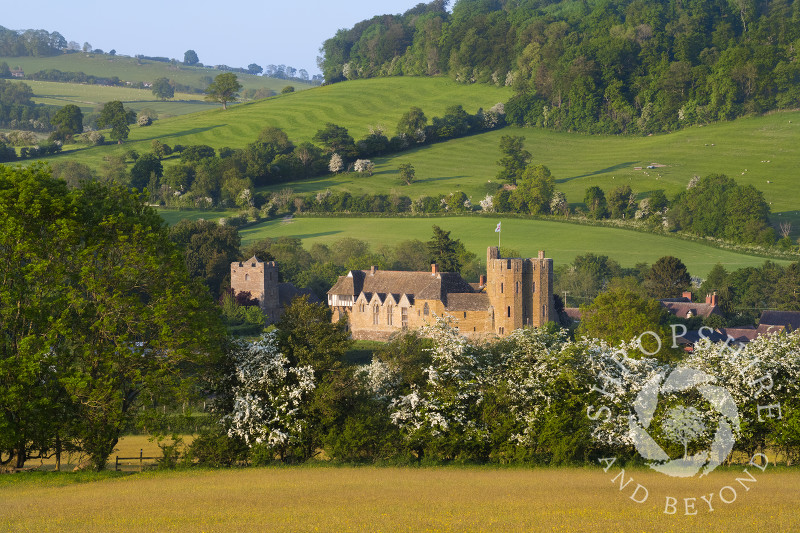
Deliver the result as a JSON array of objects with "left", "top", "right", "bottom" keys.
[{"left": 495, "top": 222, "right": 501, "bottom": 233}]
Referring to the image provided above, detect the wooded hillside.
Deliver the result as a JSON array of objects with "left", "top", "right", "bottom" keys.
[{"left": 320, "top": 0, "right": 800, "bottom": 133}]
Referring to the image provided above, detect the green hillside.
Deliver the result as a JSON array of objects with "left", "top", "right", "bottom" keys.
[
  {"left": 239, "top": 216, "right": 790, "bottom": 279},
  {"left": 259, "top": 110, "right": 800, "bottom": 233},
  {"left": 0, "top": 53, "right": 308, "bottom": 93},
  {"left": 27, "top": 80, "right": 216, "bottom": 118},
  {"left": 48, "top": 77, "right": 511, "bottom": 167}
]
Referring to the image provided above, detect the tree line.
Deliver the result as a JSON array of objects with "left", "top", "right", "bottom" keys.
[{"left": 320, "top": 0, "right": 800, "bottom": 134}]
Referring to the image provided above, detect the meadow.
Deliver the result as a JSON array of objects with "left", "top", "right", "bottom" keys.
[
  {"left": 260, "top": 110, "right": 800, "bottom": 233},
  {"left": 26, "top": 80, "right": 216, "bottom": 118},
  {"left": 1, "top": 53, "right": 308, "bottom": 93},
  {"left": 2, "top": 465, "right": 797, "bottom": 531},
  {"left": 44, "top": 77, "right": 511, "bottom": 169},
  {"left": 239, "top": 216, "right": 791, "bottom": 279}
]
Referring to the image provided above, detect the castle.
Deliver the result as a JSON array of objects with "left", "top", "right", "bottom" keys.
[
  {"left": 230, "top": 256, "right": 318, "bottom": 324},
  {"left": 327, "top": 246, "right": 556, "bottom": 340}
]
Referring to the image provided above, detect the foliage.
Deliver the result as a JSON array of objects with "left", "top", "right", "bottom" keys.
[
  {"left": 205, "top": 73, "right": 242, "bottom": 110},
  {"left": 183, "top": 50, "right": 199, "bottom": 66},
  {"left": 319, "top": 0, "right": 800, "bottom": 134},
  {"left": 0, "top": 164, "right": 224, "bottom": 470},
  {"left": 151, "top": 77, "right": 174, "bottom": 100},
  {"left": 496, "top": 135, "right": 530, "bottom": 185},
  {"left": 669, "top": 174, "right": 775, "bottom": 245},
  {"left": 644, "top": 256, "right": 692, "bottom": 299},
  {"left": 50, "top": 104, "right": 83, "bottom": 142},
  {"left": 96, "top": 100, "right": 134, "bottom": 143},
  {"left": 397, "top": 163, "right": 415, "bottom": 185},
  {"left": 511, "top": 164, "right": 555, "bottom": 215},
  {"left": 169, "top": 218, "right": 241, "bottom": 298}
]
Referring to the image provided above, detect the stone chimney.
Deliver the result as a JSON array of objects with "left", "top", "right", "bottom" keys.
[
  {"left": 479, "top": 274, "right": 486, "bottom": 287},
  {"left": 682, "top": 291, "right": 693, "bottom": 301},
  {"left": 431, "top": 263, "right": 439, "bottom": 276},
  {"left": 538, "top": 250, "right": 545, "bottom": 259},
  {"left": 370, "top": 265, "right": 377, "bottom": 275},
  {"left": 706, "top": 291, "right": 718, "bottom": 306}
]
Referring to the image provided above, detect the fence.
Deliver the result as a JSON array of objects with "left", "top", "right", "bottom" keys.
[{"left": 114, "top": 449, "right": 159, "bottom": 472}]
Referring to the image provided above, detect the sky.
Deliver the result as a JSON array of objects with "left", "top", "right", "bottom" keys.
[{"left": 3, "top": 0, "right": 432, "bottom": 75}]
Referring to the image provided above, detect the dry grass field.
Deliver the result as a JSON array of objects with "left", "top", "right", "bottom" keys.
[{"left": 2, "top": 463, "right": 798, "bottom": 532}]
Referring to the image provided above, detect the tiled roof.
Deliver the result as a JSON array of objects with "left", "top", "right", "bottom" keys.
[
  {"left": 445, "top": 293, "right": 490, "bottom": 311},
  {"left": 759, "top": 310, "right": 800, "bottom": 331},
  {"left": 328, "top": 269, "right": 476, "bottom": 304},
  {"left": 660, "top": 301, "right": 721, "bottom": 319}
]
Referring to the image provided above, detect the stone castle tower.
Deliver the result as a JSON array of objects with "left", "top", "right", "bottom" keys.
[
  {"left": 230, "top": 256, "right": 280, "bottom": 323},
  {"left": 485, "top": 246, "right": 556, "bottom": 335}
]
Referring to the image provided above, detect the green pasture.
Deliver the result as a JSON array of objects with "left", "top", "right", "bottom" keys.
[
  {"left": 27, "top": 80, "right": 215, "bottom": 118},
  {"left": 2, "top": 466, "right": 798, "bottom": 531},
  {"left": 239, "top": 216, "right": 791, "bottom": 278},
  {"left": 0, "top": 53, "right": 309, "bottom": 93},
  {"left": 260, "top": 110, "right": 800, "bottom": 233},
  {"left": 44, "top": 77, "right": 510, "bottom": 169},
  {"left": 155, "top": 208, "right": 240, "bottom": 226}
]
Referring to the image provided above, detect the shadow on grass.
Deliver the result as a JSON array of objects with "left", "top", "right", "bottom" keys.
[{"left": 558, "top": 161, "right": 638, "bottom": 183}]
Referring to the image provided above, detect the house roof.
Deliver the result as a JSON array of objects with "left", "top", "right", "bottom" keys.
[
  {"left": 758, "top": 310, "right": 800, "bottom": 331},
  {"left": 660, "top": 301, "right": 721, "bottom": 319},
  {"left": 721, "top": 327, "right": 759, "bottom": 343},
  {"left": 328, "top": 269, "right": 476, "bottom": 305}
]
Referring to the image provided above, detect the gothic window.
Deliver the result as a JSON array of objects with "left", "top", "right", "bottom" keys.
[
  {"left": 373, "top": 304, "right": 379, "bottom": 325},
  {"left": 499, "top": 326, "right": 505, "bottom": 334},
  {"left": 423, "top": 302, "right": 429, "bottom": 316},
  {"left": 245, "top": 274, "right": 249, "bottom": 281},
  {"left": 387, "top": 305, "right": 393, "bottom": 326},
  {"left": 401, "top": 307, "right": 408, "bottom": 328}
]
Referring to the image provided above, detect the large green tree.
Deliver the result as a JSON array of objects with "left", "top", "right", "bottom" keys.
[
  {"left": 0, "top": 164, "right": 223, "bottom": 470},
  {"left": 496, "top": 135, "right": 530, "bottom": 185},
  {"left": 578, "top": 288, "right": 674, "bottom": 361},
  {"left": 512, "top": 164, "right": 555, "bottom": 215},
  {"left": 169, "top": 219, "right": 241, "bottom": 298},
  {"left": 205, "top": 73, "right": 241, "bottom": 110},
  {"left": 427, "top": 225, "right": 462, "bottom": 273},
  {"left": 644, "top": 256, "right": 692, "bottom": 299},
  {"left": 396, "top": 106, "right": 428, "bottom": 140},
  {"left": 183, "top": 49, "right": 199, "bottom": 66},
  {"left": 50, "top": 104, "right": 83, "bottom": 141},
  {"left": 151, "top": 77, "right": 174, "bottom": 100},
  {"left": 96, "top": 101, "right": 134, "bottom": 143}
]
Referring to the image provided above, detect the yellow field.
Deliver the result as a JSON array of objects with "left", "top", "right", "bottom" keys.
[{"left": 2, "top": 464, "right": 798, "bottom": 531}]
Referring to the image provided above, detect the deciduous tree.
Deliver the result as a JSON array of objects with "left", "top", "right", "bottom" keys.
[{"left": 205, "top": 73, "right": 242, "bottom": 110}]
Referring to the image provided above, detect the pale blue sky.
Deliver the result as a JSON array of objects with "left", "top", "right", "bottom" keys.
[{"left": 3, "top": 0, "right": 430, "bottom": 74}]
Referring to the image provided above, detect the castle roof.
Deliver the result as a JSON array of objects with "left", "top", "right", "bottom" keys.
[
  {"left": 445, "top": 292, "right": 490, "bottom": 311},
  {"left": 328, "top": 268, "right": 476, "bottom": 306}
]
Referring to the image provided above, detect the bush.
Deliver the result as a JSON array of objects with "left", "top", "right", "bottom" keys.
[{"left": 185, "top": 430, "right": 249, "bottom": 467}]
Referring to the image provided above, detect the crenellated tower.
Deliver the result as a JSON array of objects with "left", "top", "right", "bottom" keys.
[{"left": 485, "top": 246, "right": 555, "bottom": 335}]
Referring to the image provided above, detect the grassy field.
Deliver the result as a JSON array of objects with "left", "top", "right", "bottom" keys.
[
  {"left": 260, "top": 110, "right": 800, "bottom": 234},
  {"left": 239, "top": 216, "right": 790, "bottom": 279},
  {"left": 2, "top": 465, "right": 797, "bottom": 531},
  {"left": 1, "top": 53, "right": 309, "bottom": 93},
  {"left": 34, "top": 77, "right": 511, "bottom": 170},
  {"left": 26, "top": 80, "right": 216, "bottom": 118}
]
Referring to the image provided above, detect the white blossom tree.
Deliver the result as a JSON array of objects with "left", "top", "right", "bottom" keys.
[
  {"left": 224, "top": 333, "right": 316, "bottom": 460},
  {"left": 328, "top": 153, "right": 343, "bottom": 173}
]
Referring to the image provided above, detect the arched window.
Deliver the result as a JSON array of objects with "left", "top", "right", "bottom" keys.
[
  {"left": 245, "top": 273, "right": 249, "bottom": 281},
  {"left": 423, "top": 302, "right": 430, "bottom": 316},
  {"left": 373, "top": 304, "right": 380, "bottom": 325},
  {"left": 387, "top": 305, "right": 394, "bottom": 326}
]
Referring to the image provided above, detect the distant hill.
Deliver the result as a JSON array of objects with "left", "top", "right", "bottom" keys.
[
  {"left": 0, "top": 53, "right": 310, "bottom": 95},
  {"left": 320, "top": 0, "right": 800, "bottom": 134}
]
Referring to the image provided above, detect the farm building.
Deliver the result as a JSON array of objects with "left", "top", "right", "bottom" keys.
[{"left": 327, "top": 246, "right": 557, "bottom": 340}]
